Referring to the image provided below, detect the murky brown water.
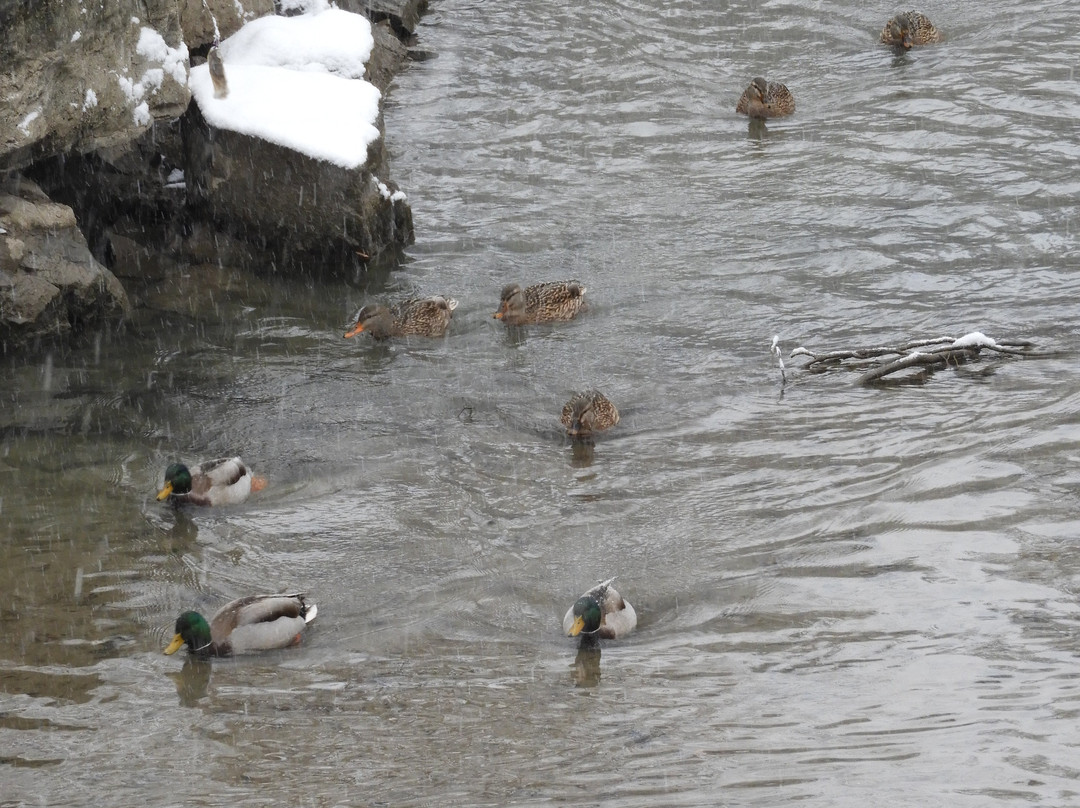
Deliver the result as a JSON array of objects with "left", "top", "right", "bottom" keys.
[{"left": 3, "top": 0, "right": 1080, "bottom": 805}]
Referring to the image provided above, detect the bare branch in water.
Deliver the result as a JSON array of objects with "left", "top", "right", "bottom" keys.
[
  {"left": 771, "top": 335, "right": 786, "bottom": 385},
  {"left": 789, "top": 332, "right": 1046, "bottom": 385}
]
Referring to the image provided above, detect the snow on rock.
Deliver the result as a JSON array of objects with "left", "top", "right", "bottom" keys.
[
  {"left": 188, "top": 8, "right": 382, "bottom": 169},
  {"left": 219, "top": 7, "right": 374, "bottom": 77},
  {"left": 137, "top": 27, "right": 189, "bottom": 87},
  {"left": 18, "top": 109, "right": 41, "bottom": 137},
  {"left": 116, "top": 27, "right": 190, "bottom": 126}
]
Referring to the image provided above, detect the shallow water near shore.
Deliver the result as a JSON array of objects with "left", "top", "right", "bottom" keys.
[{"left": 3, "top": 1, "right": 1080, "bottom": 805}]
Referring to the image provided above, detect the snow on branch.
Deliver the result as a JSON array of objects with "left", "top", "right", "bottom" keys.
[{"left": 789, "top": 332, "right": 1043, "bottom": 385}]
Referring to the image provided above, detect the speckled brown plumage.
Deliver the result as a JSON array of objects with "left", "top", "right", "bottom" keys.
[
  {"left": 735, "top": 77, "right": 795, "bottom": 119},
  {"left": 493, "top": 281, "right": 587, "bottom": 325},
  {"left": 880, "top": 11, "right": 941, "bottom": 49},
  {"left": 560, "top": 390, "right": 620, "bottom": 438},
  {"left": 344, "top": 295, "right": 458, "bottom": 340}
]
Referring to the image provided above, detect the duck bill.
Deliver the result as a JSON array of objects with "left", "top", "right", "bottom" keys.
[
  {"left": 163, "top": 634, "right": 185, "bottom": 655},
  {"left": 568, "top": 421, "right": 591, "bottom": 438},
  {"left": 343, "top": 323, "right": 365, "bottom": 338},
  {"left": 568, "top": 616, "right": 585, "bottom": 637},
  {"left": 155, "top": 482, "right": 174, "bottom": 501},
  {"left": 493, "top": 310, "right": 505, "bottom": 320}
]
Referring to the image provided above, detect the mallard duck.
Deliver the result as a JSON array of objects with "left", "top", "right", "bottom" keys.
[
  {"left": 880, "top": 11, "right": 941, "bottom": 49},
  {"left": 344, "top": 295, "right": 458, "bottom": 340},
  {"left": 493, "top": 281, "right": 587, "bottom": 325},
  {"left": 561, "top": 390, "right": 620, "bottom": 438},
  {"left": 156, "top": 457, "right": 265, "bottom": 506},
  {"left": 164, "top": 593, "right": 317, "bottom": 657},
  {"left": 735, "top": 77, "right": 795, "bottom": 119},
  {"left": 563, "top": 578, "right": 637, "bottom": 641}
]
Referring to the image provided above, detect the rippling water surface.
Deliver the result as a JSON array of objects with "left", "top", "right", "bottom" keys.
[{"left": 3, "top": 1, "right": 1080, "bottom": 805}]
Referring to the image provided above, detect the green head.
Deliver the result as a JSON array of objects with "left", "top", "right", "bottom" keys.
[
  {"left": 157, "top": 463, "right": 192, "bottom": 500},
  {"left": 568, "top": 596, "right": 602, "bottom": 636},
  {"left": 163, "top": 611, "right": 212, "bottom": 655}
]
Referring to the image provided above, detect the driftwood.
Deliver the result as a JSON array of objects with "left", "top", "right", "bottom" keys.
[{"left": 789, "top": 332, "right": 1042, "bottom": 385}]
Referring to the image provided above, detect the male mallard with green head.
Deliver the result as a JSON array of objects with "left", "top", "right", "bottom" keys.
[
  {"left": 156, "top": 457, "right": 265, "bottom": 507},
  {"left": 561, "top": 390, "right": 620, "bottom": 438},
  {"left": 735, "top": 77, "right": 795, "bottom": 119},
  {"left": 563, "top": 578, "right": 637, "bottom": 641},
  {"left": 880, "top": 12, "right": 941, "bottom": 49},
  {"left": 344, "top": 295, "right": 458, "bottom": 340},
  {"left": 493, "top": 281, "right": 587, "bottom": 325},
  {"left": 164, "top": 593, "right": 317, "bottom": 657}
]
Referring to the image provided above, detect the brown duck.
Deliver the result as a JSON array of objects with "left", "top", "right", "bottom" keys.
[
  {"left": 493, "top": 281, "right": 587, "bottom": 325},
  {"left": 561, "top": 390, "right": 620, "bottom": 438},
  {"left": 880, "top": 12, "right": 941, "bottom": 49},
  {"left": 344, "top": 295, "right": 458, "bottom": 340},
  {"left": 735, "top": 77, "right": 795, "bottom": 119}
]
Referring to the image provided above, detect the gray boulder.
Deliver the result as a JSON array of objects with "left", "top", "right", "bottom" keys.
[
  {"left": 0, "top": 0, "right": 421, "bottom": 348},
  {"left": 0, "top": 177, "right": 130, "bottom": 349},
  {"left": 0, "top": 1, "right": 191, "bottom": 173}
]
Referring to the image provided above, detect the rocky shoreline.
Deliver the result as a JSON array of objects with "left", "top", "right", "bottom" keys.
[{"left": 0, "top": 0, "right": 427, "bottom": 351}]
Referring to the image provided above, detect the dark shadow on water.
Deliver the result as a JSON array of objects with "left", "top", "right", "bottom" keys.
[
  {"left": 343, "top": 338, "right": 395, "bottom": 368},
  {"left": 166, "top": 656, "right": 212, "bottom": 707},
  {"left": 570, "top": 642, "right": 602, "bottom": 688},
  {"left": 498, "top": 323, "right": 529, "bottom": 348},
  {"left": 569, "top": 439, "right": 596, "bottom": 468},
  {"left": 142, "top": 506, "right": 201, "bottom": 555},
  {"left": 338, "top": 244, "right": 402, "bottom": 292},
  {"left": 747, "top": 118, "right": 769, "bottom": 141}
]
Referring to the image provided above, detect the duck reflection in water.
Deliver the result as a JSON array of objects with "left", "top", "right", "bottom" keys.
[
  {"left": 571, "top": 643, "right": 603, "bottom": 688},
  {"left": 157, "top": 507, "right": 199, "bottom": 555},
  {"left": 569, "top": 439, "right": 595, "bottom": 468},
  {"left": 563, "top": 577, "right": 637, "bottom": 686},
  {"left": 166, "top": 656, "right": 212, "bottom": 707}
]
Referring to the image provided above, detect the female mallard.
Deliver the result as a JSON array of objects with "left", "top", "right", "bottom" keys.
[
  {"left": 880, "top": 12, "right": 941, "bottom": 49},
  {"left": 156, "top": 457, "right": 265, "bottom": 506},
  {"left": 344, "top": 295, "right": 458, "bottom": 340},
  {"left": 164, "top": 593, "right": 317, "bottom": 657},
  {"left": 493, "top": 281, "right": 587, "bottom": 325},
  {"left": 561, "top": 390, "right": 620, "bottom": 438},
  {"left": 735, "top": 77, "right": 795, "bottom": 119},
  {"left": 563, "top": 578, "right": 637, "bottom": 641}
]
